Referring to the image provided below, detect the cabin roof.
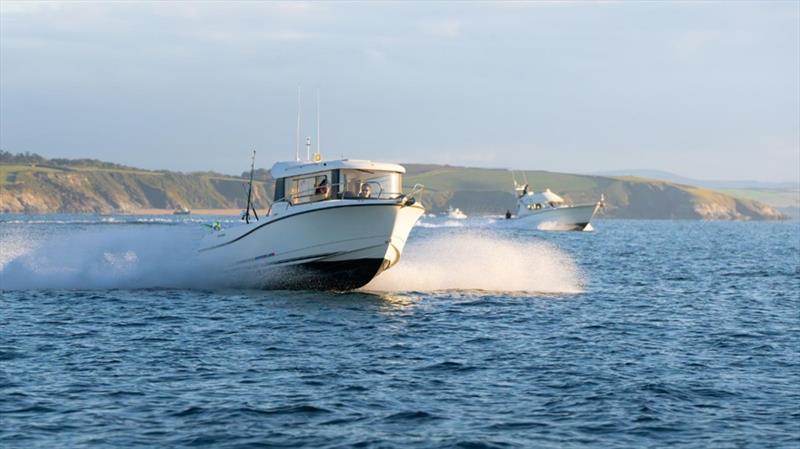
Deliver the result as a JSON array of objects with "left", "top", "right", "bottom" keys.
[
  {"left": 527, "top": 188, "right": 565, "bottom": 203},
  {"left": 270, "top": 159, "right": 406, "bottom": 179}
]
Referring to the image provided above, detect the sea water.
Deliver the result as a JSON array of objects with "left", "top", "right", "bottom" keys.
[{"left": 1, "top": 214, "right": 798, "bottom": 448}]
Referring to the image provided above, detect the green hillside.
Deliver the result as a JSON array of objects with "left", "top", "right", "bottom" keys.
[
  {"left": 1, "top": 162, "right": 271, "bottom": 213},
  {"left": 0, "top": 154, "right": 786, "bottom": 220},
  {"left": 402, "top": 165, "right": 785, "bottom": 220}
]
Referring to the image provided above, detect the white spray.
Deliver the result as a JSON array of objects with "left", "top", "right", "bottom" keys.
[
  {"left": 0, "top": 225, "right": 222, "bottom": 290},
  {"left": 1, "top": 226, "right": 583, "bottom": 294},
  {"left": 364, "top": 231, "right": 583, "bottom": 294}
]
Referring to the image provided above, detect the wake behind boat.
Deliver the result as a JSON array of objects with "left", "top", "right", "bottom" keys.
[
  {"left": 198, "top": 156, "right": 424, "bottom": 290},
  {"left": 447, "top": 205, "right": 467, "bottom": 219}
]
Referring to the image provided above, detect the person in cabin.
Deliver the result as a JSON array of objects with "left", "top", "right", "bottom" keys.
[
  {"left": 359, "top": 184, "right": 372, "bottom": 199},
  {"left": 311, "top": 177, "right": 329, "bottom": 201},
  {"left": 315, "top": 177, "right": 329, "bottom": 197}
]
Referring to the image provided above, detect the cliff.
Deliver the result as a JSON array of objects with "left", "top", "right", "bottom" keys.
[
  {"left": 403, "top": 165, "right": 785, "bottom": 220},
  {"left": 0, "top": 159, "right": 786, "bottom": 220},
  {"left": 0, "top": 164, "right": 271, "bottom": 213}
]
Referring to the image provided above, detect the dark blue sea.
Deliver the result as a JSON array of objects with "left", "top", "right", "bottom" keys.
[{"left": 1, "top": 214, "right": 799, "bottom": 448}]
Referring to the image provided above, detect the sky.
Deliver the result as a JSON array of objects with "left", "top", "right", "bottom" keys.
[{"left": 1, "top": 1, "right": 798, "bottom": 182}]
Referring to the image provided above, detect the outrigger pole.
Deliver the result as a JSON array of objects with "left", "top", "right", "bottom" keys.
[
  {"left": 296, "top": 85, "right": 301, "bottom": 162},
  {"left": 243, "top": 149, "right": 259, "bottom": 224}
]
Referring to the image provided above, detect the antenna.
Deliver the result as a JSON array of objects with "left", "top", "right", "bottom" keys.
[
  {"left": 316, "top": 88, "right": 321, "bottom": 157},
  {"left": 295, "top": 85, "right": 301, "bottom": 162},
  {"left": 306, "top": 136, "right": 311, "bottom": 161}
]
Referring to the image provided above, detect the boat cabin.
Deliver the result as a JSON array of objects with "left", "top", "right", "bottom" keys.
[
  {"left": 270, "top": 159, "right": 406, "bottom": 205},
  {"left": 520, "top": 188, "right": 565, "bottom": 210}
]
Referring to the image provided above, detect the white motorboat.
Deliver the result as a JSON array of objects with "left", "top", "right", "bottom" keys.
[
  {"left": 510, "top": 183, "right": 603, "bottom": 231},
  {"left": 198, "top": 157, "right": 425, "bottom": 290},
  {"left": 447, "top": 206, "right": 467, "bottom": 219}
]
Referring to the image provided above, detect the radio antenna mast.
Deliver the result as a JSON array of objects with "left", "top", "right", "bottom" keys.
[
  {"left": 316, "top": 88, "right": 321, "bottom": 158},
  {"left": 295, "top": 85, "right": 301, "bottom": 162}
]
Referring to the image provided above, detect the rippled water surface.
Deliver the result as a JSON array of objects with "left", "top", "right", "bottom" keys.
[{"left": 1, "top": 215, "right": 799, "bottom": 448}]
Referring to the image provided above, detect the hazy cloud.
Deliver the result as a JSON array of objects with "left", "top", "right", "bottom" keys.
[
  {"left": 1, "top": 1, "right": 797, "bottom": 182},
  {"left": 424, "top": 18, "right": 463, "bottom": 38}
]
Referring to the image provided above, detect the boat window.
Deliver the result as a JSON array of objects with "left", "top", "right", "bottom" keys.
[
  {"left": 286, "top": 172, "right": 332, "bottom": 204},
  {"left": 274, "top": 178, "right": 285, "bottom": 202},
  {"left": 339, "top": 170, "right": 402, "bottom": 200}
]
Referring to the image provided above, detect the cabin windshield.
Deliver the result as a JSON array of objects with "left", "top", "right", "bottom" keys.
[
  {"left": 339, "top": 170, "right": 402, "bottom": 200},
  {"left": 285, "top": 171, "right": 332, "bottom": 205},
  {"left": 279, "top": 168, "right": 403, "bottom": 205}
]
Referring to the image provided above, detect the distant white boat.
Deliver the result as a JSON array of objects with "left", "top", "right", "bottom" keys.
[
  {"left": 447, "top": 206, "right": 467, "bottom": 220},
  {"left": 173, "top": 207, "right": 191, "bottom": 215},
  {"left": 509, "top": 184, "right": 602, "bottom": 231}
]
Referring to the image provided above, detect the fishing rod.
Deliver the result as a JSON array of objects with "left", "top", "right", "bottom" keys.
[{"left": 242, "top": 149, "right": 259, "bottom": 224}]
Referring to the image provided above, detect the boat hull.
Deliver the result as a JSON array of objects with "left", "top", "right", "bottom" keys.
[
  {"left": 514, "top": 203, "right": 599, "bottom": 231},
  {"left": 262, "top": 258, "right": 390, "bottom": 290},
  {"left": 198, "top": 200, "right": 424, "bottom": 290}
]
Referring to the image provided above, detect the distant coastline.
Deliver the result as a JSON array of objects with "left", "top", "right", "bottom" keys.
[{"left": 0, "top": 152, "right": 788, "bottom": 220}]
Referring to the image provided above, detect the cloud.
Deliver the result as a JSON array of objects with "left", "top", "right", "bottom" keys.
[
  {"left": 0, "top": 1, "right": 64, "bottom": 15},
  {"left": 424, "top": 18, "right": 463, "bottom": 38},
  {"left": 674, "top": 30, "right": 722, "bottom": 52},
  {"left": 0, "top": 1, "right": 797, "bottom": 181},
  {"left": 365, "top": 46, "right": 388, "bottom": 63}
]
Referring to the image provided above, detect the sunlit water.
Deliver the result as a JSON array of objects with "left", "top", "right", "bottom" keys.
[{"left": 1, "top": 214, "right": 798, "bottom": 448}]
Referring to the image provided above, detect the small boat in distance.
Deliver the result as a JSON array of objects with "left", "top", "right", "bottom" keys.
[
  {"left": 447, "top": 206, "right": 467, "bottom": 220},
  {"left": 173, "top": 207, "right": 191, "bottom": 215},
  {"left": 198, "top": 151, "right": 425, "bottom": 290},
  {"left": 511, "top": 182, "right": 603, "bottom": 231}
]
